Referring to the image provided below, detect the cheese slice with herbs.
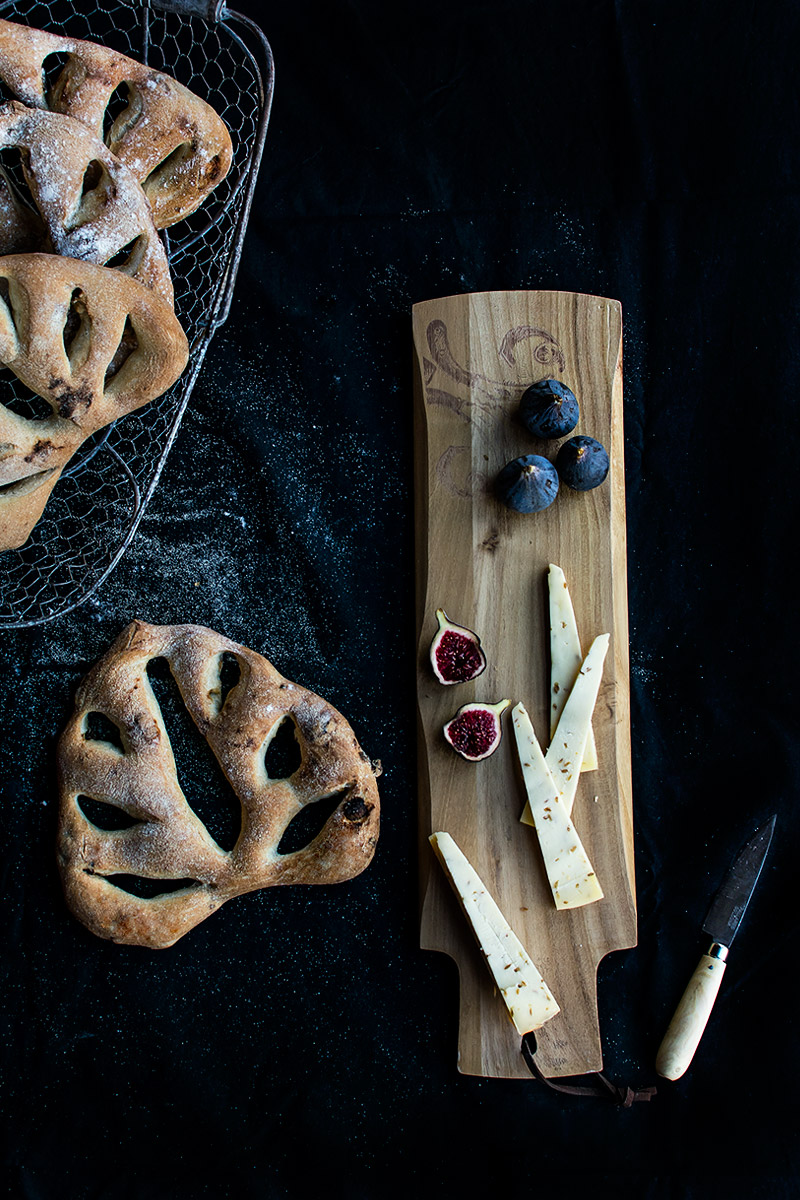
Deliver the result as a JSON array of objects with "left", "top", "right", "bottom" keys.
[
  {"left": 522, "top": 632, "right": 610, "bottom": 826},
  {"left": 549, "top": 563, "right": 597, "bottom": 772},
  {"left": 429, "top": 831, "right": 560, "bottom": 1035},
  {"left": 512, "top": 703, "right": 604, "bottom": 909}
]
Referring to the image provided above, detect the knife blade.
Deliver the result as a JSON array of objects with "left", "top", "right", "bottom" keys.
[{"left": 655, "top": 814, "right": 776, "bottom": 1080}]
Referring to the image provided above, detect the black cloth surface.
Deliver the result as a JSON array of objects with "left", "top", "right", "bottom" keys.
[{"left": 1, "top": 1, "right": 799, "bottom": 1196}]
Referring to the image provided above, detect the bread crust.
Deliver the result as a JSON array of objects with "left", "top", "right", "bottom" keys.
[
  {"left": 0, "top": 18, "right": 233, "bottom": 229},
  {"left": 0, "top": 253, "right": 189, "bottom": 551},
  {"left": 0, "top": 100, "right": 173, "bottom": 303},
  {"left": 57, "top": 622, "right": 381, "bottom": 949}
]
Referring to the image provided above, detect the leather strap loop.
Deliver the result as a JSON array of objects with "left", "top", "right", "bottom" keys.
[{"left": 521, "top": 1034, "right": 656, "bottom": 1105}]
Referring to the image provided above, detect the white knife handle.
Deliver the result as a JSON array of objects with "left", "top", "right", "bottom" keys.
[{"left": 655, "top": 944, "right": 728, "bottom": 1080}]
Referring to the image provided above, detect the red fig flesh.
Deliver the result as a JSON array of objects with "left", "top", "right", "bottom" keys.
[
  {"left": 443, "top": 699, "right": 510, "bottom": 761},
  {"left": 430, "top": 609, "right": 487, "bottom": 685}
]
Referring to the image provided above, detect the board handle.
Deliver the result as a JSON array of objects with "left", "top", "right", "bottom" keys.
[{"left": 655, "top": 943, "right": 728, "bottom": 1080}]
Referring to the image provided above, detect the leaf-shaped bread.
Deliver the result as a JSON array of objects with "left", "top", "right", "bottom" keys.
[
  {"left": 0, "top": 101, "right": 174, "bottom": 303},
  {"left": 0, "top": 253, "right": 188, "bottom": 551},
  {"left": 57, "top": 621, "right": 381, "bottom": 949},
  {"left": 0, "top": 18, "right": 233, "bottom": 229}
]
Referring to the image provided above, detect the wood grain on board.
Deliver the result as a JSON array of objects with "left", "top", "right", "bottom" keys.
[{"left": 413, "top": 290, "right": 636, "bottom": 1079}]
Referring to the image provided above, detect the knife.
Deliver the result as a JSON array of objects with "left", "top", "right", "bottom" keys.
[{"left": 655, "top": 814, "right": 776, "bottom": 1080}]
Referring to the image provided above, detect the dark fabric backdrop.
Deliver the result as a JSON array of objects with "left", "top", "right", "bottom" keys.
[{"left": 1, "top": 0, "right": 798, "bottom": 1196}]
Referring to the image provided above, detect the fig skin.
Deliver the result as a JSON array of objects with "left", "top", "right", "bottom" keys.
[
  {"left": 556, "top": 435, "right": 610, "bottom": 491},
  {"left": 443, "top": 699, "right": 510, "bottom": 761},
  {"left": 430, "top": 609, "right": 487, "bottom": 685},
  {"left": 496, "top": 454, "right": 559, "bottom": 513},
  {"left": 520, "top": 378, "right": 579, "bottom": 439}
]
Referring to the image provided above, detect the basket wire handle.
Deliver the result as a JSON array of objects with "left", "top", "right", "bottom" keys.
[{"left": 148, "top": 0, "right": 226, "bottom": 22}]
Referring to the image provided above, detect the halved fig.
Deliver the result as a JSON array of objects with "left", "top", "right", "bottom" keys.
[
  {"left": 429, "top": 608, "right": 487, "bottom": 685},
  {"left": 443, "top": 699, "right": 510, "bottom": 761}
]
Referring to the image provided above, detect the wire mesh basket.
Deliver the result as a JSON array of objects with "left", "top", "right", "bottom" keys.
[{"left": 0, "top": 0, "right": 273, "bottom": 628}]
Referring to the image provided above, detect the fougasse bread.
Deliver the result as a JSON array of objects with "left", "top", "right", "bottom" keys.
[
  {"left": 57, "top": 621, "right": 381, "bottom": 949},
  {"left": 0, "top": 17, "right": 233, "bottom": 229},
  {"left": 0, "top": 101, "right": 174, "bottom": 304},
  {"left": 0, "top": 253, "right": 188, "bottom": 551}
]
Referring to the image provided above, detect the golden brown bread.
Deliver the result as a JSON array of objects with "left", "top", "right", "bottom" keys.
[
  {"left": 0, "top": 253, "right": 189, "bottom": 551},
  {"left": 57, "top": 621, "right": 381, "bottom": 949},
  {"left": 0, "top": 163, "right": 47, "bottom": 255},
  {"left": 0, "top": 18, "right": 233, "bottom": 229},
  {"left": 0, "top": 101, "right": 173, "bottom": 303}
]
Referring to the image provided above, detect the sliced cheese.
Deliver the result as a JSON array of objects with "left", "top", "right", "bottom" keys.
[
  {"left": 549, "top": 563, "right": 597, "bottom": 771},
  {"left": 512, "top": 703, "right": 604, "bottom": 910},
  {"left": 429, "top": 831, "right": 560, "bottom": 1035},
  {"left": 521, "top": 632, "right": 610, "bottom": 826}
]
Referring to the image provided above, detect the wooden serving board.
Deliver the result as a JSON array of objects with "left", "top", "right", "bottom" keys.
[{"left": 413, "top": 290, "right": 636, "bottom": 1079}]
